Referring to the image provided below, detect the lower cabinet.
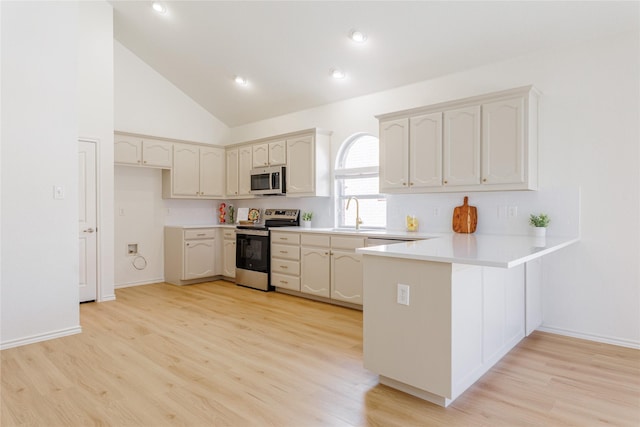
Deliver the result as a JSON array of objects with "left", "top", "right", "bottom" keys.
[
  {"left": 271, "top": 231, "right": 301, "bottom": 291},
  {"left": 331, "top": 250, "right": 363, "bottom": 304},
  {"left": 164, "top": 227, "right": 218, "bottom": 285},
  {"left": 300, "top": 234, "right": 331, "bottom": 297},
  {"left": 222, "top": 228, "right": 236, "bottom": 278}
]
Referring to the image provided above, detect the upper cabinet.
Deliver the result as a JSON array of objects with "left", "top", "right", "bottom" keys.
[
  {"left": 225, "top": 128, "right": 331, "bottom": 199},
  {"left": 164, "top": 144, "right": 225, "bottom": 199},
  {"left": 114, "top": 134, "right": 172, "bottom": 168},
  {"left": 252, "top": 140, "right": 286, "bottom": 168},
  {"left": 377, "top": 86, "right": 539, "bottom": 193}
]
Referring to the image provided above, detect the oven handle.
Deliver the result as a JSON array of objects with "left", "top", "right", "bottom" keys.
[{"left": 236, "top": 229, "right": 269, "bottom": 237}]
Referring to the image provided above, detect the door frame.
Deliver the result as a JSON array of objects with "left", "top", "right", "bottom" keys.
[{"left": 79, "top": 138, "right": 101, "bottom": 302}]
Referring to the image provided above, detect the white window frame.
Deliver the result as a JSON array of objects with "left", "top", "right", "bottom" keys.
[{"left": 334, "top": 133, "right": 386, "bottom": 229}]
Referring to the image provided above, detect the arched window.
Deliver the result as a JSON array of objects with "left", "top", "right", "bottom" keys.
[{"left": 335, "top": 133, "right": 386, "bottom": 229}]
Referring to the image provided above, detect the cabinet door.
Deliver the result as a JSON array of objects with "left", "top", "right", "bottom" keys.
[
  {"left": 379, "top": 118, "right": 409, "bottom": 191},
  {"left": 173, "top": 144, "right": 200, "bottom": 196},
  {"left": 482, "top": 97, "right": 525, "bottom": 185},
  {"left": 252, "top": 143, "right": 269, "bottom": 168},
  {"left": 268, "top": 140, "right": 286, "bottom": 165},
  {"left": 183, "top": 238, "right": 216, "bottom": 280},
  {"left": 238, "top": 146, "right": 253, "bottom": 196},
  {"left": 142, "top": 139, "right": 172, "bottom": 168},
  {"left": 225, "top": 148, "right": 239, "bottom": 196},
  {"left": 286, "top": 135, "right": 315, "bottom": 194},
  {"left": 114, "top": 135, "right": 142, "bottom": 165},
  {"left": 200, "top": 147, "right": 225, "bottom": 197},
  {"left": 443, "top": 106, "right": 481, "bottom": 187},
  {"left": 331, "top": 250, "right": 363, "bottom": 304},
  {"left": 223, "top": 238, "right": 236, "bottom": 278},
  {"left": 410, "top": 113, "right": 442, "bottom": 189},
  {"left": 300, "top": 247, "right": 330, "bottom": 297}
]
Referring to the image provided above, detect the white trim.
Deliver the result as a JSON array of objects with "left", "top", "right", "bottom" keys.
[
  {"left": 0, "top": 326, "right": 82, "bottom": 350},
  {"left": 537, "top": 325, "right": 640, "bottom": 350},
  {"left": 115, "top": 278, "right": 165, "bottom": 289}
]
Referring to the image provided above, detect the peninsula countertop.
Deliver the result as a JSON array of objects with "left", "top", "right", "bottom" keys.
[{"left": 356, "top": 233, "right": 579, "bottom": 268}]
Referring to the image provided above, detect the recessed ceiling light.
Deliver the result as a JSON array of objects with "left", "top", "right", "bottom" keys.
[
  {"left": 234, "top": 75, "right": 249, "bottom": 87},
  {"left": 331, "top": 69, "right": 346, "bottom": 80},
  {"left": 152, "top": 2, "right": 167, "bottom": 14},
  {"left": 349, "top": 30, "right": 368, "bottom": 43}
]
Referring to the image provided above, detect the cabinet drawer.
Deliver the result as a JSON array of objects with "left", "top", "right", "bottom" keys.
[
  {"left": 331, "top": 236, "right": 366, "bottom": 250},
  {"left": 301, "top": 233, "right": 330, "bottom": 247},
  {"left": 271, "top": 259, "right": 299, "bottom": 275},
  {"left": 222, "top": 229, "right": 236, "bottom": 239},
  {"left": 184, "top": 229, "right": 217, "bottom": 239},
  {"left": 271, "top": 273, "right": 300, "bottom": 291},
  {"left": 271, "top": 232, "right": 300, "bottom": 244},
  {"left": 271, "top": 244, "right": 300, "bottom": 260}
]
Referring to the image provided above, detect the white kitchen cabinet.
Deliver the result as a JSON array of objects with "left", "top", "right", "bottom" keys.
[
  {"left": 164, "top": 227, "right": 218, "bottom": 285},
  {"left": 300, "top": 234, "right": 331, "bottom": 298},
  {"left": 443, "top": 105, "right": 481, "bottom": 187},
  {"left": 271, "top": 231, "right": 301, "bottom": 291},
  {"left": 376, "top": 85, "right": 539, "bottom": 193},
  {"left": 222, "top": 228, "right": 236, "bottom": 279},
  {"left": 165, "top": 143, "right": 224, "bottom": 199},
  {"left": 330, "top": 236, "right": 365, "bottom": 304},
  {"left": 200, "top": 146, "right": 225, "bottom": 197},
  {"left": 379, "top": 118, "right": 409, "bottom": 191},
  {"left": 286, "top": 133, "right": 330, "bottom": 197},
  {"left": 114, "top": 134, "right": 173, "bottom": 168},
  {"left": 225, "top": 148, "right": 239, "bottom": 196},
  {"left": 481, "top": 96, "right": 526, "bottom": 185},
  {"left": 379, "top": 113, "right": 442, "bottom": 192},
  {"left": 252, "top": 140, "right": 286, "bottom": 167},
  {"left": 225, "top": 146, "right": 253, "bottom": 198},
  {"left": 238, "top": 146, "right": 253, "bottom": 196}
]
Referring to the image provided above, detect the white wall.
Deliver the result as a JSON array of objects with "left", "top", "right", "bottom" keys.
[
  {"left": 78, "top": 1, "right": 114, "bottom": 301},
  {"left": 230, "top": 31, "right": 640, "bottom": 347},
  {"left": 114, "top": 40, "right": 229, "bottom": 145},
  {"left": 114, "top": 40, "right": 229, "bottom": 287},
  {"left": 1, "top": 2, "right": 81, "bottom": 348}
]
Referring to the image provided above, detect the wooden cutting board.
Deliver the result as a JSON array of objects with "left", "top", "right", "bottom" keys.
[{"left": 452, "top": 196, "right": 478, "bottom": 233}]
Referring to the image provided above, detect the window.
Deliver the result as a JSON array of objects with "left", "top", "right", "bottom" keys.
[{"left": 335, "top": 134, "right": 386, "bottom": 228}]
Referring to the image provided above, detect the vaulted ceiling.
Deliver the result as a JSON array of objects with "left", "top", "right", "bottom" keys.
[{"left": 112, "top": 1, "right": 638, "bottom": 127}]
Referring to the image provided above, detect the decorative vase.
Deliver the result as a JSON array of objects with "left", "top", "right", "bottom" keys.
[
  {"left": 302, "top": 220, "right": 311, "bottom": 229},
  {"left": 533, "top": 226, "right": 546, "bottom": 238}
]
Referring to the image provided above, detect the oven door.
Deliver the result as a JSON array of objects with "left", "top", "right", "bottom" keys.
[{"left": 236, "top": 229, "right": 269, "bottom": 273}]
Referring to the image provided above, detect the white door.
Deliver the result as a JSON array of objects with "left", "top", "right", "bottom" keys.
[{"left": 78, "top": 140, "right": 97, "bottom": 302}]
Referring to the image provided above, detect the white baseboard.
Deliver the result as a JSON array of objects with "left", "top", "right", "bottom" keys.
[
  {"left": 538, "top": 325, "right": 640, "bottom": 350},
  {"left": 0, "top": 325, "right": 82, "bottom": 350},
  {"left": 114, "top": 277, "right": 164, "bottom": 289}
]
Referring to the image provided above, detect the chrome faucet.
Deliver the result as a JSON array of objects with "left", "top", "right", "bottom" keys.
[{"left": 346, "top": 196, "right": 363, "bottom": 230}]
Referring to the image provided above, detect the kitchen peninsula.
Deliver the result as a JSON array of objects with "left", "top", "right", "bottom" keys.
[{"left": 357, "top": 234, "right": 579, "bottom": 407}]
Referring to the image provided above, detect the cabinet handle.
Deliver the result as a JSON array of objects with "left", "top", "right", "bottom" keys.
[
  {"left": 410, "top": 182, "right": 414, "bottom": 186},
  {"left": 197, "top": 233, "right": 206, "bottom": 236},
  {"left": 444, "top": 180, "right": 448, "bottom": 184},
  {"left": 280, "top": 265, "right": 288, "bottom": 269},
  {"left": 137, "top": 160, "right": 141, "bottom": 164},
  {"left": 402, "top": 182, "right": 407, "bottom": 186},
  {"left": 279, "top": 250, "right": 288, "bottom": 254},
  {"left": 281, "top": 237, "right": 288, "bottom": 240},
  {"left": 280, "top": 280, "right": 288, "bottom": 284},
  {"left": 483, "top": 178, "right": 487, "bottom": 182}
]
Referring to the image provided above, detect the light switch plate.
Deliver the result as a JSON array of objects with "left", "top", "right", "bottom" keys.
[
  {"left": 397, "top": 283, "right": 410, "bottom": 305},
  {"left": 53, "top": 185, "right": 65, "bottom": 200}
]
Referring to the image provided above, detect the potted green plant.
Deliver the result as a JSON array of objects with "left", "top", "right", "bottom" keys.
[
  {"left": 529, "top": 213, "right": 550, "bottom": 237},
  {"left": 301, "top": 212, "right": 313, "bottom": 228}
]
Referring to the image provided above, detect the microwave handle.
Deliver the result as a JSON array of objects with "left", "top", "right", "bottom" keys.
[{"left": 272, "top": 172, "right": 278, "bottom": 190}]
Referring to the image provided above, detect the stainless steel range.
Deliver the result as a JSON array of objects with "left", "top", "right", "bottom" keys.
[{"left": 235, "top": 209, "right": 299, "bottom": 291}]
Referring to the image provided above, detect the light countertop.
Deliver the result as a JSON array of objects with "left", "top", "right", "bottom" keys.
[
  {"left": 165, "top": 224, "right": 236, "bottom": 229},
  {"left": 357, "top": 234, "right": 579, "bottom": 268}
]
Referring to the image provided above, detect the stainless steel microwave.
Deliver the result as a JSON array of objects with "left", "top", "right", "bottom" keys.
[{"left": 250, "top": 166, "right": 286, "bottom": 195}]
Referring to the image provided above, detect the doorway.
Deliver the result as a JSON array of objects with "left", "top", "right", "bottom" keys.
[{"left": 78, "top": 140, "right": 97, "bottom": 302}]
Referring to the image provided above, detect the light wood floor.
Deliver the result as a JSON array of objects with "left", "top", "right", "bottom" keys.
[{"left": 2, "top": 281, "right": 639, "bottom": 426}]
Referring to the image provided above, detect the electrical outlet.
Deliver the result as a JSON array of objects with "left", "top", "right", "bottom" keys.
[
  {"left": 53, "top": 185, "right": 65, "bottom": 200},
  {"left": 508, "top": 206, "right": 518, "bottom": 217},
  {"left": 397, "top": 283, "right": 410, "bottom": 305},
  {"left": 433, "top": 207, "right": 440, "bottom": 216},
  {"left": 119, "top": 208, "right": 125, "bottom": 216},
  {"left": 127, "top": 243, "right": 138, "bottom": 256}
]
